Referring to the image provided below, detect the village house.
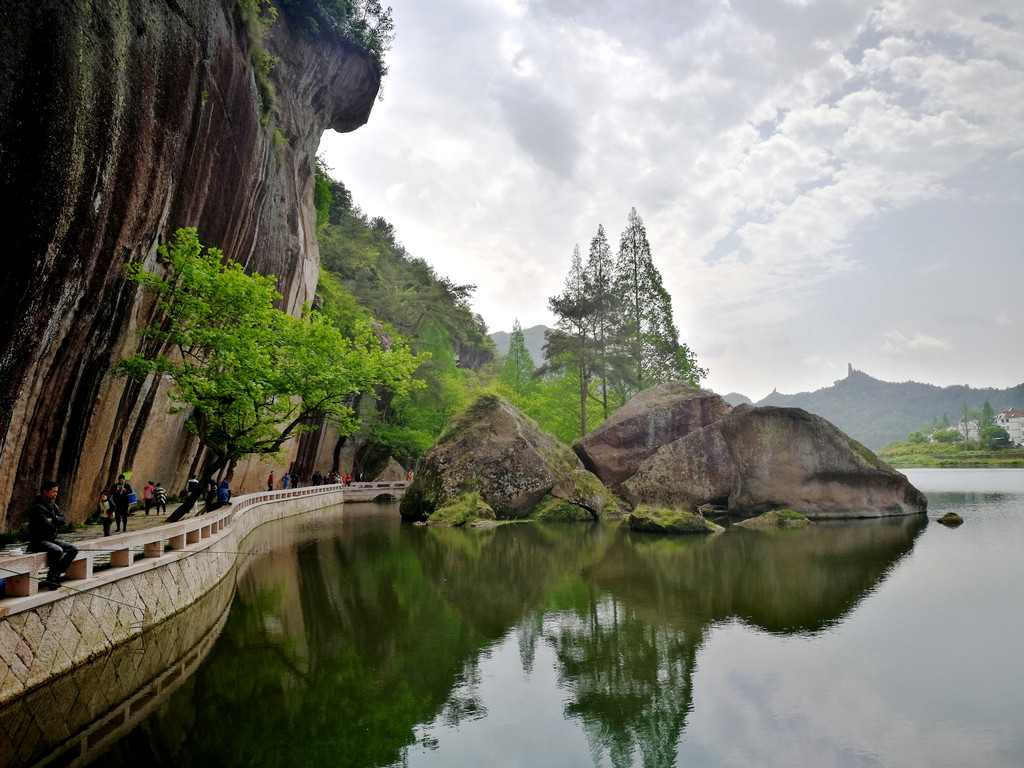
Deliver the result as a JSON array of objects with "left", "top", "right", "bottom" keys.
[{"left": 995, "top": 410, "right": 1024, "bottom": 447}]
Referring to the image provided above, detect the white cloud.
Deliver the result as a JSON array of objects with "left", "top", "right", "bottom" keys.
[
  {"left": 321, "top": 0, "right": 1024, "bottom": 397},
  {"left": 881, "top": 330, "right": 951, "bottom": 354}
]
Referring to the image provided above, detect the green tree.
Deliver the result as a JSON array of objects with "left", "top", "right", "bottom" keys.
[
  {"left": 544, "top": 245, "right": 598, "bottom": 437},
  {"left": 117, "top": 228, "right": 419, "bottom": 517},
  {"left": 366, "top": 316, "right": 470, "bottom": 465},
  {"left": 500, "top": 319, "right": 537, "bottom": 400},
  {"left": 981, "top": 425, "right": 1011, "bottom": 449},
  {"left": 584, "top": 224, "right": 619, "bottom": 419},
  {"left": 960, "top": 403, "right": 980, "bottom": 439},
  {"left": 612, "top": 208, "right": 705, "bottom": 401},
  {"left": 933, "top": 428, "right": 964, "bottom": 444},
  {"left": 980, "top": 400, "right": 996, "bottom": 432},
  {"left": 522, "top": 367, "right": 595, "bottom": 445}
]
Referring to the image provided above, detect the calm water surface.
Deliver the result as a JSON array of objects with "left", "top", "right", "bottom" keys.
[{"left": 46, "top": 470, "right": 1024, "bottom": 766}]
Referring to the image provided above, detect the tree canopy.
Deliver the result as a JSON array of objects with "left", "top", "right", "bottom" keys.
[
  {"left": 117, "top": 227, "right": 419, "bottom": 514},
  {"left": 541, "top": 209, "right": 706, "bottom": 438}
]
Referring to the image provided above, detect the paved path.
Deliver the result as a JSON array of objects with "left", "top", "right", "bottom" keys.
[{"left": 3, "top": 504, "right": 186, "bottom": 556}]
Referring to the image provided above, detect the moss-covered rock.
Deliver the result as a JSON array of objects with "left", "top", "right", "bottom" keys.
[
  {"left": 626, "top": 505, "right": 724, "bottom": 535},
  {"left": 937, "top": 512, "right": 964, "bottom": 527},
  {"left": 425, "top": 492, "right": 497, "bottom": 526},
  {"left": 400, "top": 395, "right": 607, "bottom": 521},
  {"left": 733, "top": 509, "right": 811, "bottom": 529},
  {"left": 531, "top": 495, "right": 595, "bottom": 522}
]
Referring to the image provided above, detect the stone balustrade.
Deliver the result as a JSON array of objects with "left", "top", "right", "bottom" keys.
[{"left": 0, "top": 481, "right": 407, "bottom": 704}]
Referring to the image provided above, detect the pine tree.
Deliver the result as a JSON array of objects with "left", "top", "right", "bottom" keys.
[
  {"left": 544, "top": 245, "right": 598, "bottom": 437},
  {"left": 500, "top": 319, "right": 536, "bottom": 399},
  {"left": 612, "top": 208, "right": 704, "bottom": 400},
  {"left": 585, "top": 224, "right": 619, "bottom": 419}
]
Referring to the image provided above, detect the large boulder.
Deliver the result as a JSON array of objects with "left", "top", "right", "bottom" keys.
[
  {"left": 374, "top": 457, "right": 409, "bottom": 482},
  {"left": 624, "top": 405, "right": 927, "bottom": 518},
  {"left": 400, "top": 396, "right": 607, "bottom": 521},
  {"left": 573, "top": 382, "right": 733, "bottom": 487}
]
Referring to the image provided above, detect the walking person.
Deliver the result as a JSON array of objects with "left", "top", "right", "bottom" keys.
[
  {"left": 98, "top": 491, "right": 114, "bottom": 536},
  {"left": 153, "top": 482, "right": 167, "bottom": 515},
  {"left": 203, "top": 480, "right": 217, "bottom": 513},
  {"left": 267, "top": 471, "right": 274, "bottom": 492},
  {"left": 143, "top": 480, "right": 155, "bottom": 514},
  {"left": 109, "top": 474, "right": 134, "bottom": 532},
  {"left": 26, "top": 480, "right": 78, "bottom": 590}
]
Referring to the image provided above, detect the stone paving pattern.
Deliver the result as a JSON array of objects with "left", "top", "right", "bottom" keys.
[{"left": 0, "top": 574, "right": 236, "bottom": 768}]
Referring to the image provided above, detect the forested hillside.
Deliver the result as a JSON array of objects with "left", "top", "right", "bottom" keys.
[
  {"left": 754, "top": 366, "right": 1024, "bottom": 450},
  {"left": 315, "top": 163, "right": 496, "bottom": 467}
]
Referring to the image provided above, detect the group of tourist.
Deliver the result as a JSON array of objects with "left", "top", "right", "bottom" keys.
[
  {"left": 269, "top": 470, "right": 365, "bottom": 490},
  {"left": 25, "top": 463, "right": 386, "bottom": 591},
  {"left": 90, "top": 474, "right": 170, "bottom": 537}
]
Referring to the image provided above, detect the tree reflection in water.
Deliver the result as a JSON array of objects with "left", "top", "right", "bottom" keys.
[
  {"left": 65, "top": 507, "right": 926, "bottom": 768},
  {"left": 548, "top": 600, "right": 699, "bottom": 768}
]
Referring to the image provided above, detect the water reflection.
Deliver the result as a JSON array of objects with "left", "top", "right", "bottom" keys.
[
  {"left": 6, "top": 505, "right": 928, "bottom": 768},
  {"left": 539, "top": 517, "right": 926, "bottom": 767}
]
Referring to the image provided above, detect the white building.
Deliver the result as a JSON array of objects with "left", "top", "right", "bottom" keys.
[{"left": 995, "top": 411, "right": 1024, "bottom": 447}]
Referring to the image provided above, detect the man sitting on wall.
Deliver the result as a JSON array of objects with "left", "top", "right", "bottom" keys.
[{"left": 26, "top": 480, "right": 79, "bottom": 590}]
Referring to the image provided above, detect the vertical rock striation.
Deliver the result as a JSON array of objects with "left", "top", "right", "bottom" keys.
[{"left": 0, "top": 0, "right": 379, "bottom": 528}]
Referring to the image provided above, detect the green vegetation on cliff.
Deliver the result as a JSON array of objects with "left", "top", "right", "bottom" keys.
[
  {"left": 315, "top": 165, "right": 496, "bottom": 466},
  {"left": 277, "top": 0, "right": 395, "bottom": 78}
]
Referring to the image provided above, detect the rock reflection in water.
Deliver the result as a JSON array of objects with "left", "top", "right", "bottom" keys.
[
  {"left": 536, "top": 515, "right": 926, "bottom": 767},
  {"left": 38, "top": 505, "right": 925, "bottom": 768}
]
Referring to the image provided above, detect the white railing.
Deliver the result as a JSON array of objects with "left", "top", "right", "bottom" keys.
[{"left": 0, "top": 481, "right": 407, "bottom": 606}]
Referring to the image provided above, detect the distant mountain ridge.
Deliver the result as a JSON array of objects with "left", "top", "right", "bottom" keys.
[
  {"left": 727, "top": 365, "right": 1024, "bottom": 450},
  {"left": 490, "top": 327, "right": 1024, "bottom": 451},
  {"left": 490, "top": 324, "right": 548, "bottom": 367}
]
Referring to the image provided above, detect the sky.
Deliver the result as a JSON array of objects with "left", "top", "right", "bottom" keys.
[{"left": 319, "top": 0, "right": 1023, "bottom": 402}]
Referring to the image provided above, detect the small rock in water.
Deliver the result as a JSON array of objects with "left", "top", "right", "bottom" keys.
[{"left": 937, "top": 512, "right": 964, "bottom": 527}]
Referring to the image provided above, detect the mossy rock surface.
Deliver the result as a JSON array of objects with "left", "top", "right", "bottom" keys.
[
  {"left": 401, "top": 394, "right": 606, "bottom": 521},
  {"left": 531, "top": 495, "right": 594, "bottom": 522},
  {"left": 626, "top": 505, "right": 724, "bottom": 535},
  {"left": 733, "top": 509, "right": 811, "bottom": 529},
  {"left": 936, "top": 512, "right": 964, "bottom": 527},
  {"left": 426, "top": 492, "right": 496, "bottom": 526}
]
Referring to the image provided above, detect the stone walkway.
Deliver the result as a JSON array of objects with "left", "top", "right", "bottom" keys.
[{"left": 2, "top": 503, "right": 192, "bottom": 559}]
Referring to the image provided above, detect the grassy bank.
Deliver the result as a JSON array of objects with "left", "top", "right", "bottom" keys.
[{"left": 879, "top": 441, "right": 1024, "bottom": 468}]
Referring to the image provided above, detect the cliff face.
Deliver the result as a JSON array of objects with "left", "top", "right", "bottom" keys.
[{"left": 0, "top": 0, "right": 379, "bottom": 528}]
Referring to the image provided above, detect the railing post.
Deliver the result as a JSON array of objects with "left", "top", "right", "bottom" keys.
[
  {"left": 110, "top": 549, "right": 132, "bottom": 567},
  {"left": 143, "top": 540, "right": 163, "bottom": 558},
  {"left": 4, "top": 572, "right": 37, "bottom": 597},
  {"left": 66, "top": 552, "right": 94, "bottom": 580}
]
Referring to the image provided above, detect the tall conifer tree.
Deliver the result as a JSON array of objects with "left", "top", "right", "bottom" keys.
[
  {"left": 500, "top": 318, "right": 536, "bottom": 399},
  {"left": 585, "top": 224, "right": 619, "bottom": 418},
  {"left": 613, "top": 208, "right": 704, "bottom": 399},
  {"left": 544, "top": 245, "right": 597, "bottom": 437}
]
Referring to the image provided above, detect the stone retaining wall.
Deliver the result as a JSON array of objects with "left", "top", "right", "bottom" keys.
[{"left": 0, "top": 484, "right": 405, "bottom": 705}]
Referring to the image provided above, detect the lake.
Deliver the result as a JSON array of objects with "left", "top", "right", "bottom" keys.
[{"left": 6, "top": 469, "right": 1024, "bottom": 768}]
